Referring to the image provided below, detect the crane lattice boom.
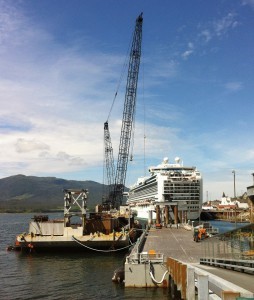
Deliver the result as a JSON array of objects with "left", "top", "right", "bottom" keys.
[
  {"left": 113, "top": 13, "right": 143, "bottom": 208},
  {"left": 103, "top": 121, "right": 115, "bottom": 204}
]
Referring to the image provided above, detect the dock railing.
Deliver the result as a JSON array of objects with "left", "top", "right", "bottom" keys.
[
  {"left": 126, "top": 227, "right": 160, "bottom": 264},
  {"left": 131, "top": 228, "right": 147, "bottom": 252},
  {"left": 200, "top": 257, "right": 254, "bottom": 274},
  {"left": 189, "top": 221, "right": 219, "bottom": 236},
  {"left": 167, "top": 257, "right": 254, "bottom": 300},
  {"left": 201, "top": 223, "right": 254, "bottom": 261},
  {"left": 126, "top": 250, "right": 164, "bottom": 264}
]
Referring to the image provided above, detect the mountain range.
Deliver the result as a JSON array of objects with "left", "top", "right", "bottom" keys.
[{"left": 0, "top": 174, "right": 109, "bottom": 212}]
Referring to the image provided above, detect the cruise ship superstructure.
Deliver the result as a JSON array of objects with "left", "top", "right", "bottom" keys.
[{"left": 127, "top": 157, "right": 203, "bottom": 223}]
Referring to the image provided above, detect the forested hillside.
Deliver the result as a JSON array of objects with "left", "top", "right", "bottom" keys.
[{"left": 0, "top": 175, "right": 107, "bottom": 212}]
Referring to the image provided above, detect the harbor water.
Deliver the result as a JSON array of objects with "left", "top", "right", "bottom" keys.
[
  {"left": 0, "top": 213, "right": 170, "bottom": 299},
  {"left": 0, "top": 213, "right": 248, "bottom": 299},
  {"left": 209, "top": 219, "right": 248, "bottom": 234}
]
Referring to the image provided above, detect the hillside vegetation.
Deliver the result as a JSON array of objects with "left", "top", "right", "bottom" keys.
[{"left": 0, "top": 175, "right": 108, "bottom": 212}]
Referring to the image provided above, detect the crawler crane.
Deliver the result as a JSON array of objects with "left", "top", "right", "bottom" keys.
[{"left": 103, "top": 13, "right": 143, "bottom": 209}]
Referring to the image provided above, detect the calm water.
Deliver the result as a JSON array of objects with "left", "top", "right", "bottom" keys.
[
  {"left": 209, "top": 219, "right": 248, "bottom": 234},
  {"left": 0, "top": 213, "right": 171, "bottom": 300}
]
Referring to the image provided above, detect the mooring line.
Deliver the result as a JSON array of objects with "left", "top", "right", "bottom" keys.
[{"left": 71, "top": 236, "right": 135, "bottom": 253}]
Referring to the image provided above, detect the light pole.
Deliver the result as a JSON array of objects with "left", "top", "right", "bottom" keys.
[
  {"left": 232, "top": 170, "right": 236, "bottom": 199},
  {"left": 232, "top": 170, "right": 236, "bottom": 227}
]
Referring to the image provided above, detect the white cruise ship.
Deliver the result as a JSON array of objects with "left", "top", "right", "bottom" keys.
[{"left": 127, "top": 157, "right": 202, "bottom": 223}]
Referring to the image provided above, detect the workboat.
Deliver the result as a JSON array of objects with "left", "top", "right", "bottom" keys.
[
  {"left": 12, "top": 189, "right": 138, "bottom": 252},
  {"left": 127, "top": 157, "right": 203, "bottom": 224}
]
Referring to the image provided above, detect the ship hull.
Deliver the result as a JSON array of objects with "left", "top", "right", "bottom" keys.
[
  {"left": 10, "top": 188, "right": 134, "bottom": 253},
  {"left": 132, "top": 204, "right": 200, "bottom": 221},
  {"left": 14, "top": 215, "right": 131, "bottom": 252},
  {"left": 16, "top": 234, "right": 129, "bottom": 251}
]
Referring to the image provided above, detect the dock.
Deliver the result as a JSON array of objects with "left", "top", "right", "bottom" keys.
[
  {"left": 124, "top": 225, "right": 254, "bottom": 299},
  {"left": 142, "top": 226, "right": 203, "bottom": 263}
]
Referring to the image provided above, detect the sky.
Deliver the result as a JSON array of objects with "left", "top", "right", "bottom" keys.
[{"left": 1, "top": 0, "right": 254, "bottom": 201}]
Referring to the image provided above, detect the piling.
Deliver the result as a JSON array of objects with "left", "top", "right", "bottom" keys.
[
  {"left": 164, "top": 205, "right": 169, "bottom": 226},
  {"left": 156, "top": 205, "right": 161, "bottom": 225},
  {"left": 174, "top": 205, "right": 178, "bottom": 225}
]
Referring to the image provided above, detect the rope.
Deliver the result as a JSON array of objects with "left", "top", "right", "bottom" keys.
[
  {"left": 71, "top": 235, "right": 134, "bottom": 253},
  {"left": 149, "top": 261, "right": 168, "bottom": 284}
]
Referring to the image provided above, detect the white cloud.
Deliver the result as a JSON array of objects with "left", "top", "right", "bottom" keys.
[
  {"left": 0, "top": 1, "right": 252, "bottom": 204},
  {"left": 0, "top": 1, "right": 23, "bottom": 46},
  {"left": 182, "top": 49, "right": 194, "bottom": 60},
  {"left": 56, "top": 151, "right": 84, "bottom": 165},
  {"left": 147, "top": 59, "right": 178, "bottom": 83},
  {"left": 224, "top": 81, "right": 243, "bottom": 92},
  {"left": 175, "top": 12, "right": 239, "bottom": 62},
  {"left": 200, "top": 30, "right": 212, "bottom": 42},
  {"left": 0, "top": 2, "right": 126, "bottom": 179},
  {"left": 15, "top": 138, "right": 50, "bottom": 153},
  {"left": 198, "top": 13, "right": 239, "bottom": 45},
  {"left": 213, "top": 13, "right": 239, "bottom": 37},
  {"left": 242, "top": 0, "right": 254, "bottom": 9},
  {"left": 181, "top": 42, "right": 194, "bottom": 60}
]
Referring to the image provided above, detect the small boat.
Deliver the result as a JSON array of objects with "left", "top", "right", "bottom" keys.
[{"left": 11, "top": 189, "right": 136, "bottom": 252}]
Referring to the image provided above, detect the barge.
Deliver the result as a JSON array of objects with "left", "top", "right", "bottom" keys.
[{"left": 12, "top": 189, "right": 135, "bottom": 252}]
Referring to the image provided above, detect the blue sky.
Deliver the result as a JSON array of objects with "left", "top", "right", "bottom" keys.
[{"left": 0, "top": 0, "right": 254, "bottom": 201}]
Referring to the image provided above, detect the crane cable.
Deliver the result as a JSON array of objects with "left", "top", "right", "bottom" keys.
[
  {"left": 129, "top": 49, "right": 145, "bottom": 165},
  {"left": 103, "top": 32, "right": 133, "bottom": 198},
  {"left": 129, "top": 115, "right": 136, "bottom": 162},
  {"left": 106, "top": 31, "right": 134, "bottom": 122},
  {"left": 142, "top": 57, "right": 146, "bottom": 177}
]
